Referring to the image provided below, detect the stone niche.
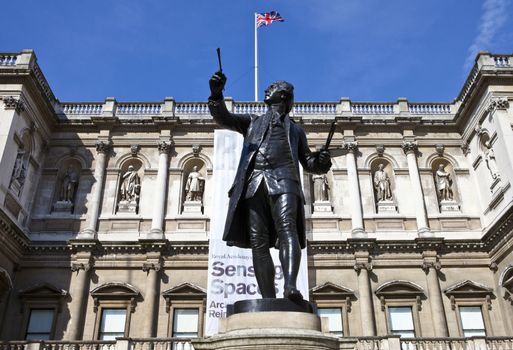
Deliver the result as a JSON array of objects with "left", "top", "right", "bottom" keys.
[
  {"left": 116, "top": 159, "right": 143, "bottom": 215},
  {"left": 370, "top": 159, "right": 397, "bottom": 214},
  {"left": 431, "top": 158, "right": 460, "bottom": 213},
  {"left": 181, "top": 159, "right": 206, "bottom": 216},
  {"left": 52, "top": 158, "right": 82, "bottom": 214}
]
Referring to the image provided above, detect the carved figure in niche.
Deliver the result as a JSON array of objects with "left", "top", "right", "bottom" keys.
[
  {"left": 312, "top": 174, "right": 329, "bottom": 202},
  {"left": 435, "top": 164, "right": 453, "bottom": 201},
  {"left": 120, "top": 165, "right": 141, "bottom": 202},
  {"left": 185, "top": 166, "right": 205, "bottom": 202},
  {"left": 60, "top": 166, "right": 79, "bottom": 202},
  {"left": 11, "top": 150, "right": 27, "bottom": 185},
  {"left": 484, "top": 141, "right": 500, "bottom": 180},
  {"left": 373, "top": 164, "right": 392, "bottom": 202}
]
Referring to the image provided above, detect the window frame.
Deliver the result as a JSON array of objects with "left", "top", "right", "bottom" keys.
[
  {"left": 24, "top": 308, "right": 57, "bottom": 340},
  {"left": 317, "top": 306, "right": 346, "bottom": 337},
  {"left": 90, "top": 282, "right": 141, "bottom": 340},
  {"left": 97, "top": 307, "right": 129, "bottom": 340},
  {"left": 162, "top": 283, "right": 206, "bottom": 338},
  {"left": 385, "top": 304, "right": 417, "bottom": 338},
  {"left": 457, "top": 305, "right": 487, "bottom": 337}
]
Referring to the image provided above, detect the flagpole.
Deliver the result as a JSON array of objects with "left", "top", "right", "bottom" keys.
[{"left": 254, "top": 12, "right": 258, "bottom": 102}]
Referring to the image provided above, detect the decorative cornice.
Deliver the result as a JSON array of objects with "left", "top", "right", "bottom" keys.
[
  {"left": 487, "top": 97, "right": 509, "bottom": 113},
  {"left": 2, "top": 96, "right": 25, "bottom": 113},
  {"left": 71, "top": 262, "right": 92, "bottom": 272},
  {"left": 95, "top": 140, "right": 112, "bottom": 154},
  {"left": 401, "top": 141, "right": 418, "bottom": 155},
  {"left": 421, "top": 261, "right": 442, "bottom": 273},
  {"left": 158, "top": 141, "right": 173, "bottom": 154}
]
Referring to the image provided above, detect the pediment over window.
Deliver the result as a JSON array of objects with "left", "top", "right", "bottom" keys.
[
  {"left": 444, "top": 280, "right": 494, "bottom": 310},
  {"left": 444, "top": 280, "right": 493, "bottom": 298},
  {"left": 375, "top": 280, "right": 424, "bottom": 298},
  {"left": 90, "top": 282, "right": 140, "bottom": 298},
  {"left": 0, "top": 268, "right": 13, "bottom": 292},
  {"left": 375, "top": 280, "right": 425, "bottom": 311},
  {"left": 162, "top": 282, "right": 206, "bottom": 299},
  {"left": 19, "top": 283, "right": 68, "bottom": 298},
  {"left": 90, "top": 282, "right": 141, "bottom": 313},
  {"left": 310, "top": 282, "right": 356, "bottom": 299},
  {"left": 162, "top": 283, "right": 207, "bottom": 313},
  {"left": 499, "top": 266, "right": 513, "bottom": 294},
  {"left": 18, "top": 283, "right": 68, "bottom": 313}
]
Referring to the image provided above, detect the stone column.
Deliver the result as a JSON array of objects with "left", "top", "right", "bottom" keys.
[
  {"left": 344, "top": 141, "right": 365, "bottom": 236},
  {"left": 422, "top": 260, "right": 449, "bottom": 336},
  {"left": 66, "top": 258, "right": 93, "bottom": 340},
  {"left": 354, "top": 258, "right": 376, "bottom": 336},
  {"left": 402, "top": 141, "right": 430, "bottom": 236},
  {"left": 487, "top": 97, "right": 513, "bottom": 166},
  {"left": 142, "top": 261, "right": 162, "bottom": 337},
  {"left": 79, "top": 141, "right": 111, "bottom": 238},
  {"left": 149, "top": 141, "right": 172, "bottom": 239}
]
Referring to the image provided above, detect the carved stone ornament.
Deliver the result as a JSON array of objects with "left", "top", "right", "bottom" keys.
[
  {"left": 354, "top": 262, "right": 372, "bottom": 273},
  {"left": 487, "top": 97, "right": 510, "bottom": 113},
  {"left": 192, "top": 144, "right": 201, "bottom": 157},
  {"left": 376, "top": 144, "right": 385, "bottom": 157},
  {"left": 71, "top": 262, "right": 91, "bottom": 272},
  {"left": 421, "top": 261, "right": 442, "bottom": 273},
  {"left": 2, "top": 96, "right": 25, "bottom": 113},
  {"left": 95, "top": 140, "right": 112, "bottom": 154},
  {"left": 435, "top": 144, "right": 445, "bottom": 156},
  {"left": 130, "top": 144, "right": 140, "bottom": 156},
  {"left": 142, "top": 262, "right": 162, "bottom": 272},
  {"left": 460, "top": 142, "right": 470, "bottom": 156},
  {"left": 158, "top": 141, "right": 173, "bottom": 154},
  {"left": 401, "top": 141, "right": 418, "bottom": 155},
  {"left": 343, "top": 141, "right": 358, "bottom": 153}
]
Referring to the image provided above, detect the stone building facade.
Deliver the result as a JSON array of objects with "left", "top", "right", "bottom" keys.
[{"left": 0, "top": 50, "right": 513, "bottom": 345}]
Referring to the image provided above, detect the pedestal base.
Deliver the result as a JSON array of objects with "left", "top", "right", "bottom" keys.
[
  {"left": 182, "top": 200, "right": 203, "bottom": 215},
  {"left": 440, "top": 200, "right": 460, "bottom": 212},
  {"left": 53, "top": 200, "right": 73, "bottom": 213},
  {"left": 313, "top": 201, "right": 332, "bottom": 214},
  {"left": 117, "top": 200, "right": 138, "bottom": 213},
  {"left": 377, "top": 200, "right": 396, "bottom": 213},
  {"left": 193, "top": 310, "right": 339, "bottom": 350}
]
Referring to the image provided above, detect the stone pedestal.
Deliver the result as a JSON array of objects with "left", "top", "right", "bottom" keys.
[
  {"left": 53, "top": 200, "right": 73, "bottom": 213},
  {"left": 313, "top": 201, "right": 332, "bottom": 214},
  {"left": 439, "top": 199, "right": 460, "bottom": 212},
  {"left": 376, "top": 200, "right": 396, "bottom": 213},
  {"left": 183, "top": 200, "right": 203, "bottom": 215},
  {"left": 192, "top": 311, "right": 339, "bottom": 350},
  {"left": 118, "top": 200, "right": 137, "bottom": 213}
]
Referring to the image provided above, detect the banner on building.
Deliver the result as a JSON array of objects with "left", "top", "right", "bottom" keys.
[{"left": 205, "top": 129, "right": 309, "bottom": 336}]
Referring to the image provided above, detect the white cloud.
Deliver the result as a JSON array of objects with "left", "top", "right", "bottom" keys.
[{"left": 464, "top": 0, "right": 509, "bottom": 70}]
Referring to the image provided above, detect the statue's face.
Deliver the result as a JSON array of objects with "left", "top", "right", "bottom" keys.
[
  {"left": 378, "top": 164, "right": 384, "bottom": 170},
  {"left": 439, "top": 164, "right": 444, "bottom": 170},
  {"left": 128, "top": 165, "right": 134, "bottom": 171},
  {"left": 264, "top": 81, "right": 294, "bottom": 112},
  {"left": 193, "top": 166, "right": 198, "bottom": 171}
]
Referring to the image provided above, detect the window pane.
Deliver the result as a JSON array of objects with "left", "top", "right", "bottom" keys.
[
  {"left": 317, "top": 308, "right": 343, "bottom": 336},
  {"left": 26, "top": 309, "right": 54, "bottom": 340},
  {"left": 173, "top": 309, "right": 199, "bottom": 337},
  {"left": 99, "top": 309, "right": 126, "bottom": 340},
  {"left": 389, "top": 307, "right": 414, "bottom": 337},
  {"left": 460, "top": 306, "right": 486, "bottom": 337}
]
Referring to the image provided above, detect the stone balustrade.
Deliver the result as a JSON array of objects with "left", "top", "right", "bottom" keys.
[
  {"left": 2, "top": 50, "right": 512, "bottom": 121},
  {"left": 2, "top": 337, "right": 513, "bottom": 350}
]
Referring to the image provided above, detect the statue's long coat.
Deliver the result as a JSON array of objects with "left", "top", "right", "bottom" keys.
[{"left": 208, "top": 99, "right": 331, "bottom": 249}]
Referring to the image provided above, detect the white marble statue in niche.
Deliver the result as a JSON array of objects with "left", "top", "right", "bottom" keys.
[
  {"left": 484, "top": 141, "right": 500, "bottom": 181},
  {"left": 10, "top": 149, "right": 28, "bottom": 195},
  {"left": 185, "top": 166, "right": 205, "bottom": 203},
  {"left": 373, "top": 163, "right": 392, "bottom": 202},
  {"left": 435, "top": 164, "right": 453, "bottom": 201},
  {"left": 53, "top": 166, "right": 80, "bottom": 213},
  {"left": 118, "top": 165, "right": 141, "bottom": 213},
  {"left": 312, "top": 174, "right": 329, "bottom": 203}
]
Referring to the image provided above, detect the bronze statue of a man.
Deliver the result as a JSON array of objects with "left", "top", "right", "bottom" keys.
[{"left": 208, "top": 71, "right": 331, "bottom": 302}]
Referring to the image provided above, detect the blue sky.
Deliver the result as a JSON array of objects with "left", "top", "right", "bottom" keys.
[{"left": 1, "top": 0, "right": 512, "bottom": 102}]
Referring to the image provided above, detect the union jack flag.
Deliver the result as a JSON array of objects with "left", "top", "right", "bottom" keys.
[{"left": 256, "top": 11, "right": 285, "bottom": 28}]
